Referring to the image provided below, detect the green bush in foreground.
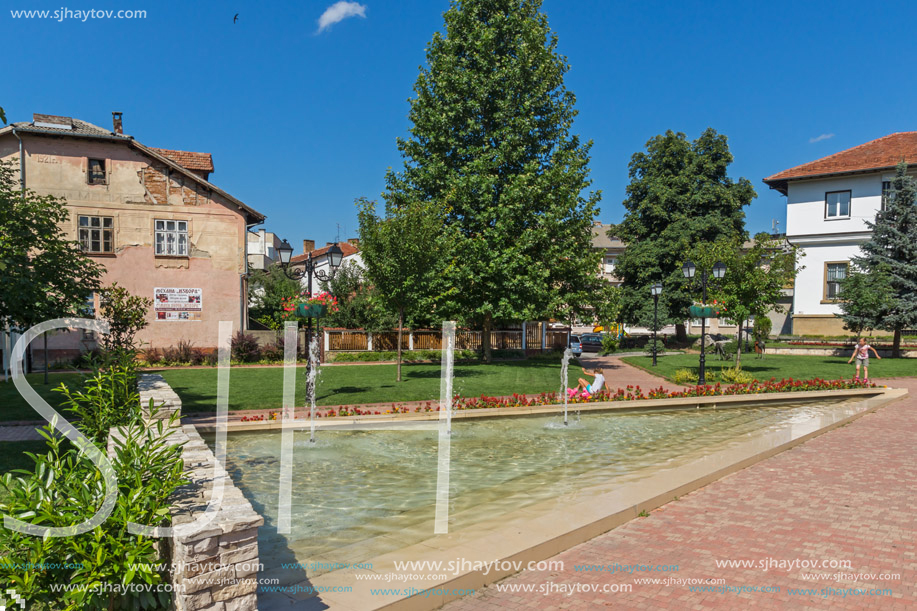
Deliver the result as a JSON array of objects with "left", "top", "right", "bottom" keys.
[{"left": 0, "top": 407, "right": 185, "bottom": 610}]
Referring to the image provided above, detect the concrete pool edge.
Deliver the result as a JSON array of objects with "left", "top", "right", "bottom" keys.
[
  {"left": 297, "top": 387, "right": 908, "bottom": 611},
  {"left": 191, "top": 386, "right": 888, "bottom": 433}
]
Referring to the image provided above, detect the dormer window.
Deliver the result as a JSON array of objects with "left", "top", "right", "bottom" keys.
[
  {"left": 825, "top": 190, "right": 850, "bottom": 219},
  {"left": 88, "top": 158, "right": 107, "bottom": 185}
]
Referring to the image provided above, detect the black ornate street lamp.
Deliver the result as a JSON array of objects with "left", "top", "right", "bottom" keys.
[
  {"left": 650, "top": 282, "right": 662, "bottom": 367},
  {"left": 276, "top": 239, "right": 344, "bottom": 366},
  {"left": 683, "top": 260, "right": 726, "bottom": 386}
]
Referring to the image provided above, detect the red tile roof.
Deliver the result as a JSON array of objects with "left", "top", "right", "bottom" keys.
[
  {"left": 150, "top": 147, "right": 214, "bottom": 172},
  {"left": 291, "top": 241, "right": 359, "bottom": 264},
  {"left": 764, "top": 132, "right": 917, "bottom": 194}
]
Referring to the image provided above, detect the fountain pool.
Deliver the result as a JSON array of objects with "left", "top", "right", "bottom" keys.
[{"left": 206, "top": 396, "right": 866, "bottom": 585}]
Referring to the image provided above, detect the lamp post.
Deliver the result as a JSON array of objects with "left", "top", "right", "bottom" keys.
[
  {"left": 650, "top": 283, "right": 662, "bottom": 367},
  {"left": 276, "top": 239, "right": 344, "bottom": 367},
  {"left": 682, "top": 260, "right": 726, "bottom": 386}
]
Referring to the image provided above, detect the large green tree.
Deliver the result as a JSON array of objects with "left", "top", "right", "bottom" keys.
[
  {"left": 612, "top": 129, "right": 754, "bottom": 340},
  {"left": 850, "top": 161, "right": 917, "bottom": 356},
  {"left": 384, "top": 0, "right": 602, "bottom": 362},
  {"left": 358, "top": 198, "right": 449, "bottom": 381},
  {"left": 0, "top": 160, "right": 103, "bottom": 370}
]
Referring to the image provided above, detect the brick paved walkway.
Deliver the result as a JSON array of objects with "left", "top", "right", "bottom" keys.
[{"left": 444, "top": 378, "right": 916, "bottom": 610}]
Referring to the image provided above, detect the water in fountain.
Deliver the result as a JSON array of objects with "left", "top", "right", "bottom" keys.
[
  {"left": 560, "top": 347, "right": 572, "bottom": 426},
  {"left": 434, "top": 321, "right": 456, "bottom": 533},
  {"left": 545, "top": 347, "right": 581, "bottom": 429},
  {"left": 307, "top": 334, "right": 321, "bottom": 443}
]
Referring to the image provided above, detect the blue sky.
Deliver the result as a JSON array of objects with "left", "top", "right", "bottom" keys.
[{"left": 6, "top": 0, "right": 917, "bottom": 248}]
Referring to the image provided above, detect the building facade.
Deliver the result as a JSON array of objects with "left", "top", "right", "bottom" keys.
[
  {"left": 247, "top": 229, "right": 283, "bottom": 272},
  {"left": 0, "top": 112, "right": 265, "bottom": 356},
  {"left": 763, "top": 132, "right": 915, "bottom": 335},
  {"left": 289, "top": 239, "right": 363, "bottom": 291}
]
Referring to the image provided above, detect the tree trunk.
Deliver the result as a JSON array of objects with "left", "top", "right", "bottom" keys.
[
  {"left": 396, "top": 307, "right": 404, "bottom": 382},
  {"left": 43, "top": 332, "right": 49, "bottom": 385},
  {"left": 734, "top": 325, "right": 742, "bottom": 369},
  {"left": 483, "top": 312, "right": 493, "bottom": 363},
  {"left": 675, "top": 323, "right": 687, "bottom": 344},
  {"left": 893, "top": 327, "right": 902, "bottom": 358}
]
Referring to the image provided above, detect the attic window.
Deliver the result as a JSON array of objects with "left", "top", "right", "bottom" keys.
[{"left": 88, "top": 159, "right": 106, "bottom": 185}]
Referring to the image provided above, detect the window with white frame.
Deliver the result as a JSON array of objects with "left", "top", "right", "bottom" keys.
[
  {"left": 155, "top": 220, "right": 189, "bottom": 256},
  {"left": 825, "top": 191, "right": 851, "bottom": 218},
  {"left": 825, "top": 262, "right": 848, "bottom": 300},
  {"left": 78, "top": 215, "right": 114, "bottom": 254},
  {"left": 881, "top": 181, "right": 894, "bottom": 211}
]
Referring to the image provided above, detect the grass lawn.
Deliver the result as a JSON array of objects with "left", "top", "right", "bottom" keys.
[
  {"left": 161, "top": 360, "right": 581, "bottom": 414},
  {"left": 622, "top": 353, "right": 917, "bottom": 383},
  {"left": 0, "top": 373, "right": 85, "bottom": 422}
]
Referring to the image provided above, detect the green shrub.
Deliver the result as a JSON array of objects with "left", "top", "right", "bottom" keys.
[
  {"left": 0, "top": 406, "right": 186, "bottom": 610},
  {"left": 673, "top": 368, "right": 698, "bottom": 385},
  {"left": 55, "top": 350, "right": 141, "bottom": 444},
  {"left": 718, "top": 365, "right": 755, "bottom": 384},
  {"left": 642, "top": 339, "right": 665, "bottom": 357},
  {"left": 600, "top": 335, "right": 618, "bottom": 356}
]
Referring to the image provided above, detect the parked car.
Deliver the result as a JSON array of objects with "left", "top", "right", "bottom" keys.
[
  {"left": 568, "top": 335, "right": 582, "bottom": 357},
  {"left": 579, "top": 333, "right": 604, "bottom": 353}
]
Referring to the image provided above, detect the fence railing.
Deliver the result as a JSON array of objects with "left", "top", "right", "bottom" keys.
[{"left": 324, "top": 323, "right": 568, "bottom": 353}]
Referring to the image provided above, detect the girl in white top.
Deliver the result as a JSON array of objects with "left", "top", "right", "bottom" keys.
[{"left": 576, "top": 367, "right": 606, "bottom": 395}]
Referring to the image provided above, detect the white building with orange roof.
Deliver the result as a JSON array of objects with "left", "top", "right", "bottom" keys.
[{"left": 763, "top": 132, "right": 917, "bottom": 335}]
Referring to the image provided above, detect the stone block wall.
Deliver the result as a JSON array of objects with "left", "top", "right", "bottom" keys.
[{"left": 135, "top": 374, "right": 264, "bottom": 611}]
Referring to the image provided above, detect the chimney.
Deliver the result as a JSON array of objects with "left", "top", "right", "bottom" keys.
[
  {"left": 112, "top": 111, "right": 123, "bottom": 135},
  {"left": 348, "top": 238, "right": 360, "bottom": 248},
  {"left": 302, "top": 239, "right": 315, "bottom": 254}
]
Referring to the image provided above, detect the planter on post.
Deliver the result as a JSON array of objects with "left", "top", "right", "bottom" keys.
[
  {"left": 688, "top": 305, "right": 722, "bottom": 318},
  {"left": 295, "top": 303, "right": 328, "bottom": 318}
]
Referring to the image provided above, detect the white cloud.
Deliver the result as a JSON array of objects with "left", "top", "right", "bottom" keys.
[
  {"left": 809, "top": 133, "right": 835, "bottom": 144},
  {"left": 317, "top": 1, "right": 367, "bottom": 33}
]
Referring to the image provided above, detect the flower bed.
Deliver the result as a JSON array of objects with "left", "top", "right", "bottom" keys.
[{"left": 311, "top": 378, "right": 876, "bottom": 418}]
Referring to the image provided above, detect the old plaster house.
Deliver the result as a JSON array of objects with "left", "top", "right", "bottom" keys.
[{"left": 0, "top": 112, "right": 265, "bottom": 359}]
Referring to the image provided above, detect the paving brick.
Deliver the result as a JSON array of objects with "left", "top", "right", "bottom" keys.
[{"left": 443, "top": 377, "right": 917, "bottom": 610}]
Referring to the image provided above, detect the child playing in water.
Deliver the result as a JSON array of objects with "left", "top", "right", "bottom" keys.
[
  {"left": 574, "top": 367, "right": 606, "bottom": 395},
  {"left": 847, "top": 338, "right": 881, "bottom": 383}
]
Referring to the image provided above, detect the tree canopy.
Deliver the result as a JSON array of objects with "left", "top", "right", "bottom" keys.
[
  {"left": 0, "top": 160, "right": 102, "bottom": 335},
  {"left": 247, "top": 264, "right": 302, "bottom": 331},
  {"left": 319, "top": 259, "right": 397, "bottom": 332},
  {"left": 383, "top": 0, "right": 602, "bottom": 361},
  {"left": 358, "top": 197, "right": 449, "bottom": 380},
  {"left": 612, "top": 129, "right": 754, "bottom": 338},
  {"left": 847, "top": 161, "right": 917, "bottom": 355},
  {"left": 688, "top": 232, "right": 800, "bottom": 365}
]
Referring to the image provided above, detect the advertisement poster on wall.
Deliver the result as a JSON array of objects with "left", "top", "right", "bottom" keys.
[{"left": 153, "top": 287, "right": 203, "bottom": 321}]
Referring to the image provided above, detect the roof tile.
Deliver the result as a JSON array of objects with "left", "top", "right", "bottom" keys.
[
  {"left": 764, "top": 132, "right": 917, "bottom": 191},
  {"left": 150, "top": 148, "right": 214, "bottom": 172}
]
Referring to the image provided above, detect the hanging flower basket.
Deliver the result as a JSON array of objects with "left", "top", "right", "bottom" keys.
[
  {"left": 689, "top": 301, "right": 725, "bottom": 319},
  {"left": 281, "top": 292, "right": 338, "bottom": 321},
  {"left": 295, "top": 303, "right": 327, "bottom": 318}
]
